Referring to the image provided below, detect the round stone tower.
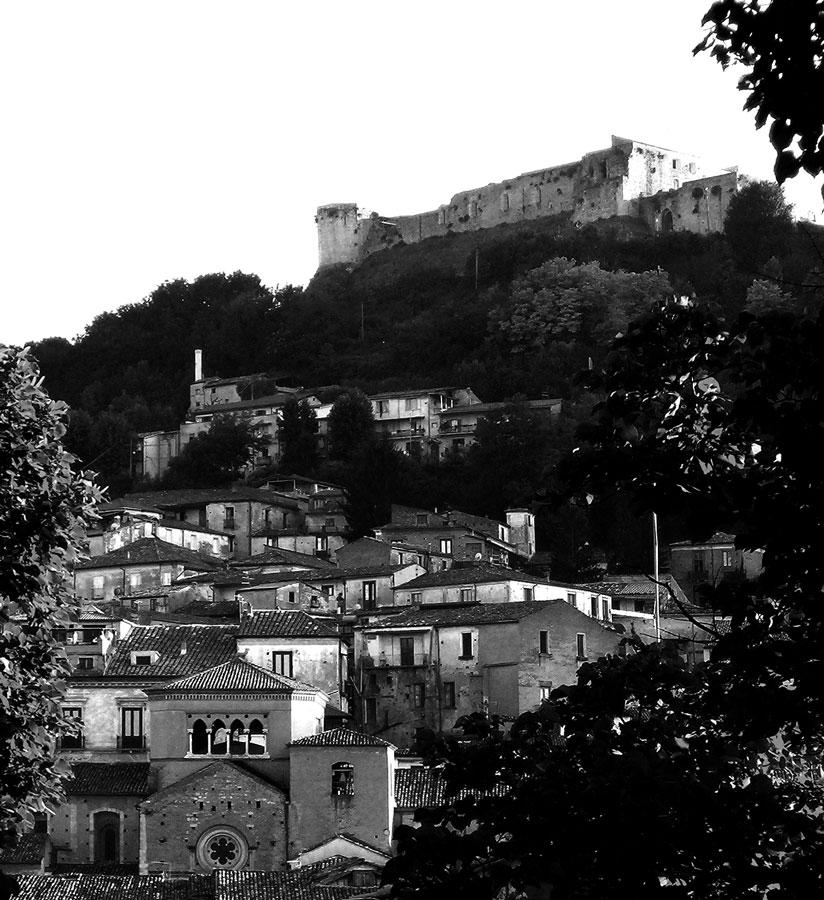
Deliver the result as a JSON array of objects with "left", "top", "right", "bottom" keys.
[{"left": 316, "top": 203, "right": 361, "bottom": 268}]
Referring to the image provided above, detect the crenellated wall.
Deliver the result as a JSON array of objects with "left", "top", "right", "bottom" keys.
[{"left": 316, "top": 136, "right": 738, "bottom": 269}]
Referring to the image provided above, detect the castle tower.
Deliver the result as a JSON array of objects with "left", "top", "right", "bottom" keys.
[{"left": 316, "top": 204, "right": 361, "bottom": 268}]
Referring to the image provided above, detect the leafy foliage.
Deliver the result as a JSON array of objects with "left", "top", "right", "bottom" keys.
[
  {"left": 327, "top": 388, "right": 376, "bottom": 462},
  {"left": 387, "top": 643, "right": 824, "bottom": 899},
  {"left": 696, "top": 0, "right": 824, "bottom": 185},
  {"left": 492, "top": 258, "right": 672, "bottom": 351},
  {"left": 724, "top": 180, "right": 795, "bottom": 272},
  {"left": 0, "top": 346, "right": 101, "bottom": 844},
  {"left": 277, "top": 398, "right": 319, "bottom": 475},
  {"left": 161, "top": 415, "right": 267, "bottom": 488}
]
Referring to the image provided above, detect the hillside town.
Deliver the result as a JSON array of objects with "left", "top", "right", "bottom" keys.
[{"left": 0, "top": 339, "right": 759, "bottom": 900}]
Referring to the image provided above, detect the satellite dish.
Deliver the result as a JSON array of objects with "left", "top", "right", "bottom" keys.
[{"left": 474, "top": 552, "right": 483, "bottom": 561}]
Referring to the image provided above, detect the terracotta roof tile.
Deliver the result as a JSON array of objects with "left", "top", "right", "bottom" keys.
[
  {"left": 398, "top": 564, "right": 550, "bottom": 590},
  {"left": 362, "top": 600, "right": 560, "bottom": 630},
  {"left": 121, "top": 487, "right": 297, "bottom": 509},
  {"left": 216, "top": 870, "right": 367, "bottom": 900},
  {"left": 237, "top": 610, "right": 338, "bottom": 638},
  {"left": 68, "top": 763, "right": 151, "bottom": 796},
  {"left": 290, "top": 727, "right": 394, "bottom": 748},
  {"left": 13, "top": 873, "right": 212, "bottom": 900},
  {"left": 394, "top": 767, "right": 509, "bottom": 808},
  {"left": 104, "top": 624, "right": 238, "bottom": 678},
  {"left": 76, "top": 538, "right": 224, "bottom": 571},
  {"left": 229, "top": 548, "right": 335, "bottom": 569},
  {"left": 146, "top": 657, "right": 318, "bottom": 694},
  {"left": 0, "top": 832, "right": 46, "bottom": 865}
]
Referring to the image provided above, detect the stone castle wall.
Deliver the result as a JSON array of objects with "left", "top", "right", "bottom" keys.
[{"left": 316, "top": 136, "right": 739, "bottom": 269}]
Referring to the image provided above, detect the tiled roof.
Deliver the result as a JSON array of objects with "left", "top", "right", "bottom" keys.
[
  {"left": 361, "top": 600, "right": 559, "bottom": 630},
  {"left": 76, "top": 605, "right": 115, "bottom": 621},
  {"left": 13, "top": 873, "right": 212, "bottom": 900},
  {"left": 121, "top": 487, "right": 297, "bottom": 509},
  {"left": 290, "top": 727, "right": 394, "bottom": 748},
  {"left": 581, "top": 574, "right": 693, "bottom": 612},
  {"left": 369, "top": 386, "right": 460, "bottom": 400},
  {"left": 155, "top": 518, "right": 231, "bottom": 537},
  {"left": 69, "top": 763, "right": 151, "bottom": 796},
  {"left": 437, "top": 398, "right": 562, "bottom": 416},
  {"left": 238, "top": 610, "right": 339, "bottom": 638},
  {"left": 216, "top": 870, "right": 368, "bottom": 900},
  {"left": 670, "top": 531, "right": 737, "bottom": 547},
  {"left": 0, "top": 832, "right": 46, "bottom": 865},
  {"left": 105, "top": 624, "right": 238, "bottom": 677},
  {"left": 394, "top": 767, "right": 509, "bottom": 808},
  {"left": 76, "top": 538, "right": 224, "bottom": 571},
  {"left": 398, "top": 564, "right": 548, "bottom": 590},
  {"left": 147, "top": 657, "right": 317, "bottom": 694},
  {"left": 229, "top": 548, "right": 335, "bottom": 569}
]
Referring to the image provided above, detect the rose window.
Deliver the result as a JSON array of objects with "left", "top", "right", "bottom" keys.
[
  {"left": 196, "top": 826, "right": 249, "bottom": 870},
  {"left": 208, "top": 836, "right": 237, "bottom": 865}
]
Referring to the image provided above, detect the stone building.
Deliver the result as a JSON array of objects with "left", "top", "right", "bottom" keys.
[{"left": 317, "top": 135, "right": 741, "bottom": 269}]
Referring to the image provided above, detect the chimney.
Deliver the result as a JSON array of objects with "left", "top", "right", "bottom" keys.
[{"left": 194, "top": 349, "right": 203, "bottom": 382}]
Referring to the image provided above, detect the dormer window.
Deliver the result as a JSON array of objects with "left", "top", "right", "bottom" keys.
[{"left": 131, "top": 650, "right": 159, "bottom": 666}]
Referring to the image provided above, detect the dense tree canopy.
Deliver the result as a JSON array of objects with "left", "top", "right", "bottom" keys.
[
  {"left": 277, "top": 398, "right": 319, "bottom": 475},
  {"left": 161, "top": 415, "right": 267, "bottom": 488},
  {"left": 724, "top": 180, "right": 795, "bottom": 272},
  {"left": 696, "top": 0, "right": 824, "bottom": 185},
  {"left": 0, "top": 346, "right": 101, "bottom": 845},
  {"left": 327, "top": 388, "right": 376, "bottom": 463}
]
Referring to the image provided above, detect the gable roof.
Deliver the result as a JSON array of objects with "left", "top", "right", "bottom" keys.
[
  {"left": 397, "top": 564, "right": 549, "bottom": 590},
  {"left": 145, "top": 657, "right": 318, "bottom": 694},
  {"left": 215, "top": 869, "right": 370, "bottom": 900},
  {"left": 360, "top": 600, "right": 561, "bottom": 630},
  {"left": 290, "top": 727, "right": 394, "bottom": 748},
  {"left": 104, "top": 624, "right": 238, "bottom": 678},
  {"left": 120, "top": 487, "right": 295, "bottom": 509},
  {"left": 69, "top": 763, "right": 151, "bottom": 796},
  {"left": 141, "top": 760, "right": 285, "bottom": 812},
  {"left": 238, "top": 610, "right": 339, "bottom": 639},
  {"left": 229, "top": 547, "right": 335, "bottom": 569},
  {"left": 394, "top": 767, "right": 510, "bottom": 808},
  {"left": 76, "top": 538, "right": 224, "bottom": 571}
]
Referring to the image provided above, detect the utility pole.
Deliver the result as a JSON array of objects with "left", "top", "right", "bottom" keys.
[{"left": 653, "top": 512, "right": 661, "bottom": 642}]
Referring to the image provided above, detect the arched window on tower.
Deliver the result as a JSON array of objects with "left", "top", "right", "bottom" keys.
[
  {"left": 249, "top": 719, "right": 266, "bottom": 755},
  {"left": 192, "top": 719, "right": 208, "bottom": 755},
  {"left": 229, "top": 719, "right": 246, "bottom": 755},
  {"left": 211, "top": 719, "right": 228, "bottom": 755},
  {"left": 331, "top": 761, "right": 354, "bottom": 796}
]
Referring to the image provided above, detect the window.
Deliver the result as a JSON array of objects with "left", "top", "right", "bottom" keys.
[
  {"left": 309, "top": 595, "right": 320, "bottom": 608},
  {"left": 591, "top": 596, "right": 599, "bottom": 617},
  {"left": 404, "top": 398, "right": 420, "bottom": 411},
  {"left": 61, "top": 707, "right": 84, "bottom": 749},
  {"left": 539, "top": 631, "right": 549, "bottom": 655},
  {"left": 128, "top": 572, "right": 142, "bottom": 590},
  {"left": 459, "top": 588, "right": 473, "bottom": 603},
  {"left": 224, "top": 506, "right": 236, "bottom": 529},
  {"left": 92, "top": 576, "right": 104, "bottom": 599},
  {"left": 460, "top": 632, "right": 473, "bottom": 659},
  {"left": 694, "top": 556, "right": 706, "bottom": 574},
  {"left": 634, "top": 599, "right": 646, "bottom": 613},
  {"left": 331, "top": 761, "right": 354, "bottom": 796},
  {"left": 77, "top": 656, "right": 94, "bottom": 670},
  {"left": 500, "top": 192, "right": 510, "bottom": 212},
  {"left": 288, "top": 591, "right": 296, "bottom": 604},
  {"left": 362, "top": 581, "right": 377, "bottom": 610},
  {"left": 721, "top": 550, "right": 733, "bottom": 567},
  {"left": 322, "top": 584, "right": 334, "bottom": 596},
  {"left": 365, "top": 697, "right": 377, "bottom": 725},
  {"left": 121, "top": 707, "right": 144, "bottom": 749},
  {"left": 399, "top": 636, "right": 415, "bottom": 666},
  {"left": 540, "top": 684, "right": 552, "bottom": 702},
  {"left": 161, "top": 570, "right": 172, "bottom": 586},
  {"left": 273, "top": 651, "right": 293, "bottom": 678},
  {"left": 567, "top": 591, "right": 577, "bottom": 606},
  {"left": 524, "top": 587, "right": 534, "bottom": 602},
  {"left": 442, "top": 681, "right": 456, "bottom": 709},
  {"left": 602, "top": 598, "right": 610, "bottom": 621},
  {"left": 196, "top": 826, "right": 249, "bottom": 870},
  {"left": 377, "top": 400, "right": 389, "bottom": 417},
  {"left": 211, "top": 719, "right": 228, "bottom": 755},
  {"left": 82, "top": 628, "right": 102, "bottom": 644},
  {"left": 366, "top": 671, "right": 378, "bottom": 692},
  {"left": 410, "top": 591, "right": 422, "bottom": 604},
  {"left": 134, "top": 654, "right": 153, "bottom": 666},
  {"left": 413, "top": 683, "right": 425, "bottom": 708},
  {"left": 315, "top": 536, "right": 328, "bottom": 554},
  {"left": 440, "top": 538, "right": 452, "bottom": 555},
  {"left": 576, "top": 633, "right": 587, "bottom": 660}
]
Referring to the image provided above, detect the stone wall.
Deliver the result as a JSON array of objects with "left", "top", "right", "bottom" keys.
[{"left": 316, "top": 136, "right": 736, "bottom": 269}]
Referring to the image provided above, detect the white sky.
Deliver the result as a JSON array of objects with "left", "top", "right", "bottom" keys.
[{"left": 1, "top": 0, "right": 821, "bottom": 347}]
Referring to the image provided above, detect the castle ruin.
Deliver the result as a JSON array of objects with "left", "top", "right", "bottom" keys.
[{"left": 316, "top": 136, "right": 741, "bottom": 269}]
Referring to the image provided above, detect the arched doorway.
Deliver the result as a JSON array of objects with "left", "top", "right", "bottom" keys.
[
  {"left": 661, "top": 208, "right": 674, "bottom": 232},
  {"left": 93, "top": 811, "right": 120, "bottom": 864}
]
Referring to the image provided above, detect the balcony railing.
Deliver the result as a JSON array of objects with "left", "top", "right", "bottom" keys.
[
  {"left": 59, "top": 735, "right": 85, "bottom": 750},
  {"left": 378, "top": 653, "right": 429, "bottom": 668},
  {"left": 118, "top": 735, "right": 147, "bottom": 750}
]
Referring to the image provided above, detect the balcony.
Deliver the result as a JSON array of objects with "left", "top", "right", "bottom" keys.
[
  {"left": 438, "top": 422, "right": 473, "bottom": 435},
  {"left": 378, "top": 653, "right": 429, "bottom": 668},
  {"left": 118, "top": 734, "right": 146, "bottom": 751}
]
